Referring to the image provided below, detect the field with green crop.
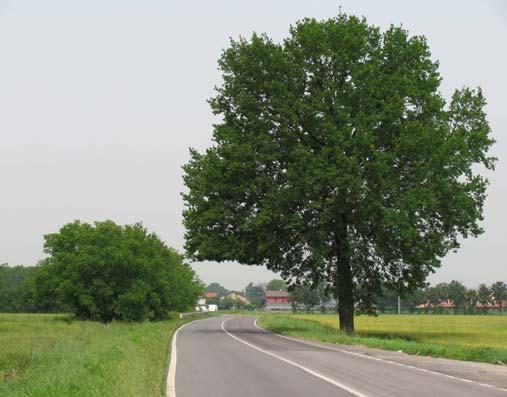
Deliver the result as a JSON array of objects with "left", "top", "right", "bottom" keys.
[
  {"left": 0, "top": 313, "right": 197, "bottom": 396},
  {"left": 258, "top": 313, "right": 507, "bottom": 364}
]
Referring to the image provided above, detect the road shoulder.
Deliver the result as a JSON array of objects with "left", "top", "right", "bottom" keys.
[{"left": 254, "top": 318, "right": 507, "bottom": 390}]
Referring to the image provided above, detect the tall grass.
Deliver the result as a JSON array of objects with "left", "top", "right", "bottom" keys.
[
  {"left": 0, "top": 313, "right": 196, "bottom": 396},
  {"left": 258, "top": 314, "right": 507, "bottom": 364}
]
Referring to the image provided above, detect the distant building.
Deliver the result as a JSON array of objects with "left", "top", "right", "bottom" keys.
[
  {"left": 265, "top": 290, "right": 291, "bottom": 311},
  {"left": 221, "top": 291, "right": 249, "bottom": 303},
  {"left": 204, "top": 291, "right": 218, "bottom": 299},
  {"left": 196, "top": 292, "right": 218, "bottom": 312}
]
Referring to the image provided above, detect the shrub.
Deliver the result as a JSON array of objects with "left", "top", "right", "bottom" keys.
[{"left": 34, "top": 220, "right": 202, "bottom": 322}]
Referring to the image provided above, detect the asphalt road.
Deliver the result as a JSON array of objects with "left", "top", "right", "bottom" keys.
[{"left": 172, "top": 316, "right": 507, "bottom": 397}]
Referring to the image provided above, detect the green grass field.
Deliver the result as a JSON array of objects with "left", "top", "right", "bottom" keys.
[
  {"left": 0, "top": 313, "right": 198, "bottom": 397},
  {"left": 258, "top": 313, "right": 507, "bottom": 364}
]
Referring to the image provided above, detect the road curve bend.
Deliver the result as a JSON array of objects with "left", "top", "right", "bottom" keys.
[{"left": 170, "top": 315, "right": 506, "bottom": 397}]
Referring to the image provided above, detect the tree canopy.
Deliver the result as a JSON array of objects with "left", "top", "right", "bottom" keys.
[
  {"left": 0, "top": 264, "right": 35, "bottom": 312},
  {"left": 205, "top": 282, "right": 229, "bottom": 297},
  {"left": 182, "top": 14, "right": 495, "bottom": 332},
  {"left": 244, "top": 282, "right": 265, "bottom": 306},
  {"left": 36, "top": 220, "right": 202, "bottom": 322},
  {"left": 266, "top": 279, "right": 288, "bottom": 291},
  {"left": 491, "top": 281, "right": 506, "bottom": 313}
]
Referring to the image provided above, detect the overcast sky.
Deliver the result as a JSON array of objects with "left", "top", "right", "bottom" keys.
[{"left": 1, "top": 0, "right": 506, "bottom": 290}]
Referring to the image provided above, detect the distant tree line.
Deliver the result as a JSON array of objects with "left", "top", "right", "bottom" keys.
[
  {"left": 201, "top": 279, "right": 506, "bottom": 315},
  {"left": 203, "top": 279, "right": 333, "bottom": 313},
  {"left": 0, "top": 221, "right": 203, "bottom": 322},
  {"left": 203, "top": 281, "right": 266, "bottom": 310},
  {"left": 373, "top": 280, "right": 506, "bottom": 315}
]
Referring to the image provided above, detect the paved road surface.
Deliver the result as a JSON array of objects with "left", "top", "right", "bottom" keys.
[{"left": 172, "top": 316, "right": 506, "bottom": 397}]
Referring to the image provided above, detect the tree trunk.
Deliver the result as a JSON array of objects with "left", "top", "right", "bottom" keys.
[
  {"left": 337, "top": 276, "right": 354, "bottom": 334},
  {"left": 334, "top": 218, "right": 354, "bottom": 334}
]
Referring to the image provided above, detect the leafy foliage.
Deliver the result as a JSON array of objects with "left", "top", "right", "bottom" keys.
[
  {"left": 35, "top": 220, "right": 202, "bottom": 322},
  {"left": 465, "top": 289, "right": 479, "bottom": 314},
  {"left": 205, "top": 282, "right": 229, "bottom": 297},
  {"left": 290, "top": 284, "right": 320, "bottom": 313},
  {"left": 290, "top": 282, "right": 332, "bottom": 312},
  {"left": 182, "top": 14, "right": 495, "bottom": 332},
  {"left": 266, "top": 279, "right": 288, "bottom": 291},
  {"left": 477, "top": 283, "right": 492, "bottom": 313},
  {"left": 446, "top": 280, "right": 467, "bottom": 313},
  {"left": 0, "top": 264, "right": 35, "bottom": 312},
  {"left": 491, "top": 281, "right": 507, "bottom": 313},
  {"left": 244, "top": 282, "right": 265, "bottom": 306}
]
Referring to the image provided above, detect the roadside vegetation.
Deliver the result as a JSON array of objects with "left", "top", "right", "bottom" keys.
[
  {"left": 0, "top": 313, "right": 202, "bottom": 396},
  {"left": 258, "top": 313, "right": 507, "bottom": 364},
  {"left": 1, "top": 220, "right": 202, "bottom": 321},
  {"left": 0, "top": 220, "right": 204, "bottom": 395}
]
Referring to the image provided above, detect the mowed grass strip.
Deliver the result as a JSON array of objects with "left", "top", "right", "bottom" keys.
[
  {"left": 258, "top": 314, "right": 507, "bottom": 364},
  {"left": 0, "top": 313, "right": 197, "bottom": 397}
]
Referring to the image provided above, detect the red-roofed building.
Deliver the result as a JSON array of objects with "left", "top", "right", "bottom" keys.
[
  {"left": 204, "top": 291, "right": 218, "bottom": 299},
  {"left": 265, "top": 290, "right": 291, "bottom": 311}
]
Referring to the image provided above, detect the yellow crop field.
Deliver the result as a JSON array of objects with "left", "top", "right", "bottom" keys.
[
  {"left": 259, "top": 313, "right": 507, "bottom": 363},
  {"left": 294, "top": 314, "right": 507, "bottom": 349}
]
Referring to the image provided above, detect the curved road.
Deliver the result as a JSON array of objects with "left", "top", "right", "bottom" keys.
[{"left": 171, "top": 316, "right": 506, "bottom": 397}]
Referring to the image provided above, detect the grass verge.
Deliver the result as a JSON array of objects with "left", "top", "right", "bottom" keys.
[
  {"left": 258, "top": 314, "right": 507, "bottom": 365},
  {"left": 0, "top": 313, "right": 206, "bottom": 397}
]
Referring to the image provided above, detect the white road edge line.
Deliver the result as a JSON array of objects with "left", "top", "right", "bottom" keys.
[
  {"left": 221, "top": 316, "right": 369, "bottom": 397},
  {"left": 253, "top": 318, "right": 507, "bottom": 394},
  {"left": 166, "top": 318, "right": 206, "bottom": 397}
]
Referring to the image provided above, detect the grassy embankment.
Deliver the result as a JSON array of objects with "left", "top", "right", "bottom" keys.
[
  {"left": 0, "top": 313, "right": 202, "bottom": 397},
  {"left": 258, "top": 313, "right": 507, "bottom": 364}
]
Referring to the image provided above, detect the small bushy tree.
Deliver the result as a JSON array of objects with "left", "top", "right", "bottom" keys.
[
  {"left": 477, "top": 283, "right": 491, "bottom": 314},
  {"left": 403, "top": 288, "right": 425, "bottom": 314},
  {"left": 465, "top": 288, "right": 478, "bottom": 314},
  {"left": 266, "top": 279, "right": 288, "bottom": 291},
  {"left": 244, "top": 282, "right": 265, "bottom": 306},
  {"left": 446, "top": 280, "right": 467, "bottom": 314},
  {"left": 206, "top": 282, "right": 229, "bottom": 298},
  {"left": 491, "top": 281, "right": 506, "bottom": 313},
  {"left": 35, "top": 220, "right": 202, "bottom": 322},
  {"left": 422, "top": 284, "right": 447, "bottom": 314},
  {"left": 291, "top": 284, "right": 320, "bottom": 313},
  {"left": 0, "top": 264, "right": 36, "bottom": 312}
]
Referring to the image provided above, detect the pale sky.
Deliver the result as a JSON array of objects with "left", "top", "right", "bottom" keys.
[{"left": 1, "top": 0, "right": 506, "bottom": 290}]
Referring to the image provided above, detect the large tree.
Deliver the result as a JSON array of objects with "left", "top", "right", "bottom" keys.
[{"left": 183, "top": 14, "right": 495, "bottom": 333}]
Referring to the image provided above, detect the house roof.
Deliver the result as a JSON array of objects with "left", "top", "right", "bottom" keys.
[
  {"left": 265, "top": 290, "right": 289, "bottom": 298},
  {"left": 226, "top": 291, "right": 247, "bottom": 297},
  {"left": 205, "top": 291, "right": 217, "bottom": 298}
]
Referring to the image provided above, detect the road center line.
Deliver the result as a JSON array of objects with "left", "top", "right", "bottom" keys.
[
  {"left": 221, "top": 316, "right": 369, "bottom": 397},
  {"left": 253, "top": 318, "right": 507, "bottom": 394}
]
